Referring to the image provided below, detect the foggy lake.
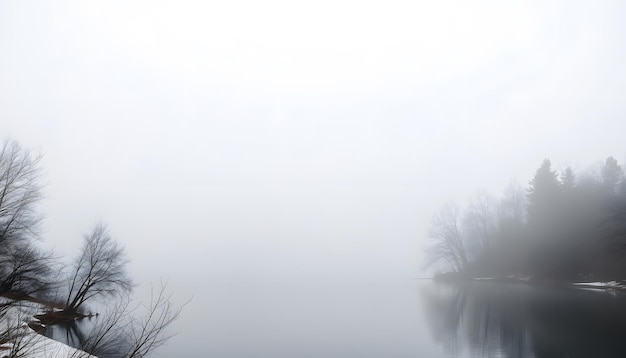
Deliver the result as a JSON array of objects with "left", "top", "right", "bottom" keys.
[
  {"left": 43, "top": 280, "right": 626, "bottom": 358},
  {"left": 4, "top": 1, "right": 626, "bottom": 357}
]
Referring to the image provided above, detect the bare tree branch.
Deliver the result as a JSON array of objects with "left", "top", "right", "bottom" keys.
[
  {"left": 70, "top": 282, "right": 188, "bottom": 358},
  {"left": 65, "top": 223, "right": 133, "bottom": 314}
]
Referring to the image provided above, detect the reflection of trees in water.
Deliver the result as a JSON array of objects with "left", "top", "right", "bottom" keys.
[
  {"left": 527, "top": 289, "right": 626, "bottom": 357},
  {"left": 421, "top": 282, "right": 534, "bottom": 358},
  {"left": 44, "top": 317, "right": 127, "bottom": 358},
  {"left": 422, "top": 282, "right": 626, "bottom": 358},
  {"left": 42, "top": 284, "right": 183, "bottom": 358},
  {"left": 51, "top": 319, "right": 90, "bottom": 350}
]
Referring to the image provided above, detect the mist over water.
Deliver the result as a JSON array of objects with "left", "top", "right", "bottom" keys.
[
  {"left": 44, "top": 280, "right": 438, "bottom": 357},
  {"left": 114, "top": 280, "right": 443, "bottom": 358},
  {"left": 47, "top": 280, "right": 626, "bottom": 358},
  {"left": 3, "top": 0, "right": 626, "bottom": 356}
]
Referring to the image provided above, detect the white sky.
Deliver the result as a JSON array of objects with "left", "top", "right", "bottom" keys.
[{"left": 2, "top": 0, "right": 626, "bottom": 283}]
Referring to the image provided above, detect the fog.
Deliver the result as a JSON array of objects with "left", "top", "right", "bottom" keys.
[
  {"left": 3, "top": 0, "right": 626, "bottom": 282},
  {"left": 2, "top": 0, "right": 626, "bottom": 337}
]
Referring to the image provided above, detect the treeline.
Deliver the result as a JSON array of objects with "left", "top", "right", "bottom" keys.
[
  {"left": 426, "top": 156, "right": 626, "bottom": 281},
  {"left": 0, "top": 138, "right": 182, "bottom": 357}
]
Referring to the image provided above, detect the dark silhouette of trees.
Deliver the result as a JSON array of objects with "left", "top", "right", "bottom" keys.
[
  {"left": 65, "top": 223, "right": 133, "bottom": 314},
  {"left": 0, "top": 139, "right": 54, "bottom": 296},
  {"left": 425, "top": 155, "right": 626, "bottom": 281},
  {"left": 524, "top": 159, "right": 571, "bottom": 276}
]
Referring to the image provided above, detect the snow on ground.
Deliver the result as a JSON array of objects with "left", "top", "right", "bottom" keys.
[
  {"left": 572, "top": 281, "right": 616, "bottom": 287},
  {"left": 0, "top": 298, "right": 95, "bottom": 358},
  {"left": 572, "top": 281, "right": 626, "bottom": 290},
  {"left": 1, "top": 324, "right": 96, "bottom": 358}
]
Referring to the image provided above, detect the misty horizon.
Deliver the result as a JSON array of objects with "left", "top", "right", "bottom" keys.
[{"left": 3, "top": 0, "right": 626, "bottom": 357}]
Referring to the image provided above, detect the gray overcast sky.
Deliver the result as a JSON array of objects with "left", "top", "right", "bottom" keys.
[{"left": 2, "top": 0, "right": 626, "bottom": 283}]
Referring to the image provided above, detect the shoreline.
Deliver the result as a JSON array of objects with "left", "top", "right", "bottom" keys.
[
  {"left": 1, "top": 292, "right": 97, "bottom": 357},
  {"left": 432, "top": 272, "right": 626, "bottom": 292}
]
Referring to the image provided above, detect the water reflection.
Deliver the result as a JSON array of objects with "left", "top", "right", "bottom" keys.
[
  {"left": 422, "top": 281, "right": 626, "bottom": 358},
  {"left": 42, "top": 317, "right": 93, "bottom": 350},
  {"left": 41, "top": 316, "right": 128, "bottom": 358}
]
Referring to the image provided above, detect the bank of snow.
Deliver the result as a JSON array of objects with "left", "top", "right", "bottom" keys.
[
  {"left": 571, "top": 281, "right": 626, "bottom": 291},
  {"left": 0, "top": 324, "right": 96, "bottom": 358},
  {"left": 0, "top": 296, "right": 95, "bottom": 358},
  {"left": 435, "top": 273, "right": 626, "bottom": 292}
]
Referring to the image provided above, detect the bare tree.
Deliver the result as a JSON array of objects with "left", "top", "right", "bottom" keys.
[
  {"left": 463, "top": 191, "right": 496, "bottom": 255},
  {"left": 0, "top": 242, "right": 55, "bottom": 297},
  {"left": 72, "top": 294, "right": 132, "bottom": 357},
  {"left": 65, "top": 223, "right": 133, "bottom": 314},
  {"left": 425, "top": 202, "right": 469, "bottom": 272},
  {"left": 0, "top": 139, "right": 51, "bottom": 297},
  {"left": 497, "top": 180, "right": 526, "bottom": 230},
  {"left": 0, "top": 139, "right": 43, "bottom": 245},
  {"left": 125, "top": 282, "right": 186, "bottom": 358},
  {"left": 71, "top": 282, "right": 187, "bottom": 358}
]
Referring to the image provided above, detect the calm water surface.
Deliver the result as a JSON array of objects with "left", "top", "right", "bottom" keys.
[{"left": 45, "top": 280, "right": 626, "bottom": 357}]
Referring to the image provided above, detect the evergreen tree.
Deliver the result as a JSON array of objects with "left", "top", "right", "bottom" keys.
[
  {"left": 601, "top": 156, "right": 624, "bottom": 194},
  {"left": 560, "top": 167, "right": 576, "bottom": 192},
  {"left": 527, "top": 159, "right": 561, "bottom": 223}
]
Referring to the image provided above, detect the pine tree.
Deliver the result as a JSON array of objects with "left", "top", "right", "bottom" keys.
[
  {"left": 560, "top": 167, "right": 576, "bottom": 193},
  {"left": 527, "top": 159, "right": 561, "bottom": 223},
  {"left": 601, "top": 156, "right": 624, "bottom": 194}
]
